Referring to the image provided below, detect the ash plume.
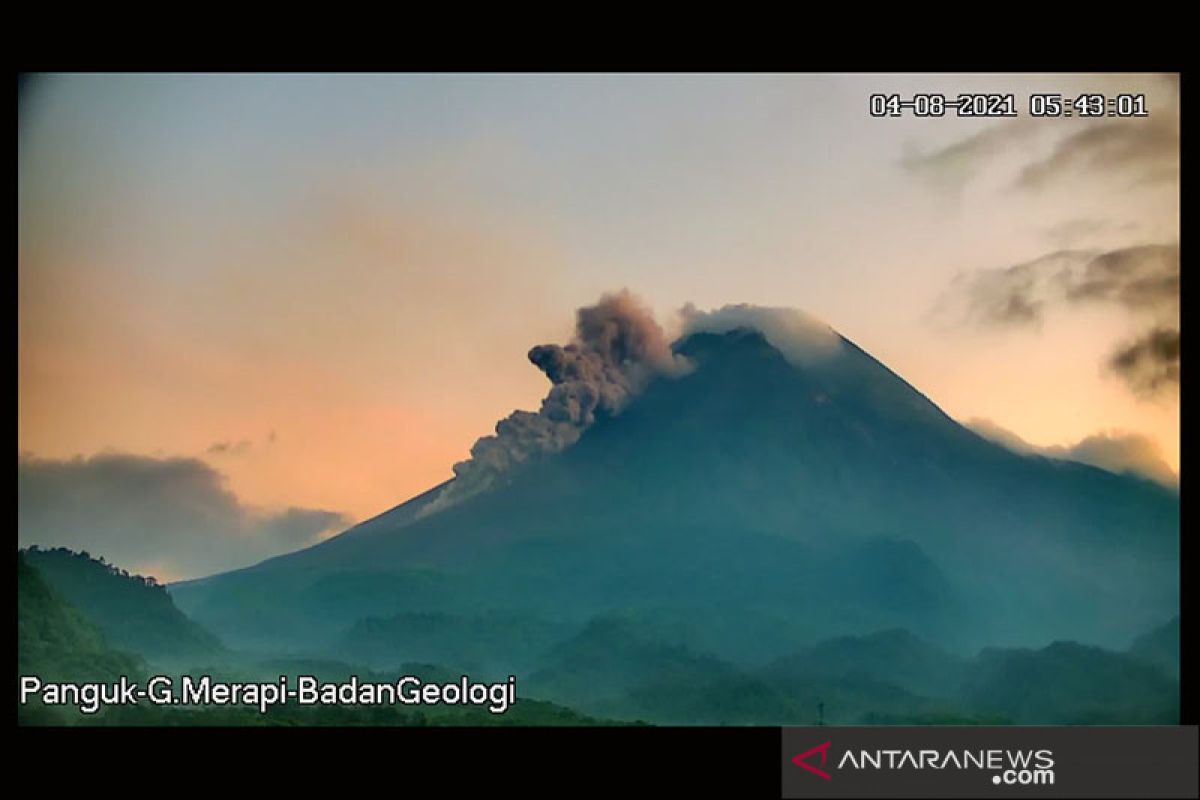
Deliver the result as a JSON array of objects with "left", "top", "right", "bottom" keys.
[{"left": 423, "top": 290, "right": 687, "bottom": 515}]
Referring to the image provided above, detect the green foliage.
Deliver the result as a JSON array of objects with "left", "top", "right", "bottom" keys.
[
  {"left": 23, "top": 547, "right": 224, "bottom": 662},
  {"left": 526, "top": 617, "right": 1181, "bottom": 726},
  {"left": 60, "top": 697, "right": 612, "bottom": 727},
  {"left": 18, "top": 552, "right": 619, "bottom": 727},
  {"left": 17, "top": 553, "right": 146, "bottom": 724}
]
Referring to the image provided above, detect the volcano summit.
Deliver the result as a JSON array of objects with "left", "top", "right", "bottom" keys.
[{"left": 170, "top": 293, "right": 1179, "bottom": 720}]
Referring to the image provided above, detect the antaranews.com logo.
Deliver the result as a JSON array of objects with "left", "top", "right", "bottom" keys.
[{"left": 792, "top": 741, "right": 1055, "bottom": 787}]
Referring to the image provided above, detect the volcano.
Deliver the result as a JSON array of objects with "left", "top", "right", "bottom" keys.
[{"left": 171, "top": 310, "right": 1179, "bottom": 672}]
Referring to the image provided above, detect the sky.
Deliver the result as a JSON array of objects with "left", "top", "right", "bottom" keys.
[{"left": 17, "top": 73, "right": 1180, "bottom": 580}]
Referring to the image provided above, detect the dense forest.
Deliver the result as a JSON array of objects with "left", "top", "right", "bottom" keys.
[
  {"left": 23, "top": 547, "right": 223, "bottom": 662},
  {"left": 18, "top": 553, "right": 146, "bottom": 724}
]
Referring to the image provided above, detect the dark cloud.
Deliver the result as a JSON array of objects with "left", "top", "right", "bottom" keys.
[
  {"left": 967, "top": 419, "right": 1176, "bottom": 487},
  {"left": 423, "top": 290, "right": 688, "bottom": 515},
  {"left": 941, "top": 243, "right": 1179, "bottom": 397},
  {"left": 17, "top": 452, "right": 352, "bottom": 580},
  {"left": 1016, "top": 120, "right": 1179, "bottom": 192},
  {"left": 1108, "top": 327, "right": 1180, "bottom": 397},
  {"left": 1059, "top": 244, "right": 1179, "bottom": 313}
]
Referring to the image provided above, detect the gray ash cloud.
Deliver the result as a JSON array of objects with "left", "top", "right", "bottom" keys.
[{"left": 422, "top": 290, "right": 687, "bottom": 515}]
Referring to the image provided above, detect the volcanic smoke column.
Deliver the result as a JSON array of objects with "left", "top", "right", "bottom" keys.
[{"left": 421, "top": 290, "right": 688, "bottom": 515}]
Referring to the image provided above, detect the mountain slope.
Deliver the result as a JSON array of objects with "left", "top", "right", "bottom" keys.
[
  {"left": 962, "top": 641, "right": 1179, "bottom": 723},
  {"left": 24, "top": 547, "right": 223, "bottom": 662},
  {"left": 1128, "top": 616, "right": 1180, "bottom": 679}
]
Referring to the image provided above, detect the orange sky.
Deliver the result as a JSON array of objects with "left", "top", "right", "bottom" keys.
[{"left": 18, "top": 74, "right": 1179, "bottom": 529}]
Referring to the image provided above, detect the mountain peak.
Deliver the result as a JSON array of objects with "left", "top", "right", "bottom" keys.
[
  {"left": 171, "top": 295, "right": 1179, "bottom": 658},
  {"left": 677, "top": 303, "right": 842, "bottom": 367},
  {"left": 673, "top": 326, "right": 779, "bottom": 360}
]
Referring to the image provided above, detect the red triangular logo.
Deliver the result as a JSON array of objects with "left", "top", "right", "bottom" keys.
[{"left": 792, "top": 741, "right": 832, "bottom": 781}]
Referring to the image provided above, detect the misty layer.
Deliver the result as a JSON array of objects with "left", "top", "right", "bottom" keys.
[
  {"left": 967, "top": 418, "right": 1177, "bottom": 487},
  {"left": 423, "top": 290, "right": 688, "bottom": 514},
  {"left": 679, "top": 303, "right": 842, "bottom": 366}
]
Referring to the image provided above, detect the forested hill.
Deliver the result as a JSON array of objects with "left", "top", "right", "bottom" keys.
[
  {"left": 22, "top": 547, "right": 223, "bottom": 662},
  {"left": 17, "top": 553, "right": 144, "bottom": 723}
]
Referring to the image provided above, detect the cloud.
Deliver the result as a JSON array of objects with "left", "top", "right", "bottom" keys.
[
  {"left": 1016, "top": 120, "right": 1179, "bottom": 192},
  {"left": 679, "top": 303, "right": 842, "bottom": 365},
  {"left": 948, "top": 243, "right": 1178, "bottom": 325},
  {"left": 17, "top": 452, "right": 352, "bottom": 581},
  {"left": 255, "top": 507, "right": 351, "bottom": 548},
  {"left": 942, "top": 251, "right": 1074, "bottom": 328},
  {"left": 207, "top": 439, "right": 253, "bottom": 456},
  {"left": 903, "top": 84, "right": 1178, "bottom": 196},
  {"left": 1108, "top": 327, "right": 1180, "bottom": 397},
  {"left": 422, "top": 290, "right": 690, "bottom": 516},
  {"left": 1042, "top": 218, "right": 1138, "bottom": 248},
  {"left": 1060, "top": 244, "right": 1179, "bottom": 314},
  {"left": 900, "top": 119, "right": 1036, "bottom": 192},
  {"left": 1061, "top": 430, "right": 1177, "bottom": 487},
  {"left": 967, "top": 419, "right": 1176, "bottom": 487},
  {"left": 964, "top": 418, "right": 1038, "bottom": 454},
  {"left": 939, "top": 243, "right": 1179, "bottom": 397}
]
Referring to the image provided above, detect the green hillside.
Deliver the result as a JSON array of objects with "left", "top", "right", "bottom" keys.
[
  {"left": 17, "top": 553, "right": 145, "bottom": 724},
  {"left": 962, "top": 641, "right": 1179, "bottom": 723},
  {"left": 23, "top": 547, "right": 223, "bottom": 662}
]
